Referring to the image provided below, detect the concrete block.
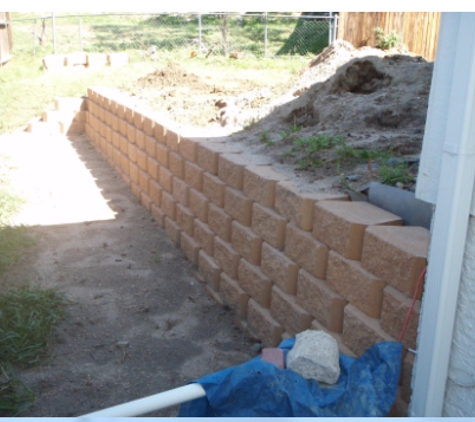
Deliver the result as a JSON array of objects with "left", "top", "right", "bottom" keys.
[
  {"left": 134, "top": 110, "right": 144, "bottom": 130},
  {"left": 224, "top": 187, "right": 253, "bottom": 226},
  {"left": 86, "top": 53, "right": 107, "bottom": 68},
  {"left": 297, "top": 269, "right": 347, "bottom": 333},
  {"left": 169, "top": 151, "right": 185, "bottom": 179},
  {"left": 138, "top": 170, "right": 150, "bottom": 194},
  {"left": 270, "top": 285, "right": 312, "bottom": 336},
  {"left": 198, "top": 250, "right": 221, "bottom": 291},
  {"left": 213, "top": 236, "right": 241, "bottom": 279},
  {"left": 128, "top": 142, "right": 137, "bottom": 163},
  {"left": 161, "top": 191, "right": 177, "bottom": 221},
  {"left": 149, "top": 180, "right": 162, "bottom": 207},
  {"left": 176, "top": 203, "right": 194, "bottom": 236},
  {"left": 243, "top": 165, "right": 289, "bottom": 208},
  {"left": 261, "top": 348, "right": 285, "bottom": 369},
  {"left": 107, "top": 52, "right": 128, "bottom": 66},
  {"left": 180, "top": 232, "right": 200, "bottom": 266},
  {"left": 126, "top": 123, "right": 136, "bottom": 144},
  {"left": 64, "top": 52, "right": 87, "bottom": 66},
  {"left": 261, "top": 242, "right": 299, "bottom": 295},
  {"left": 185, "top": 161, "right": 204, "bottom": 192},
  {"left": 193, "top": 219, "right": 215, "bottom": 256},
  {"left": 238, "top": 258, "right": 272, "bottom": 308},
  {"left": 159, "top": 167, "right": 174, "bottom": 193},
  {"left": 135, "top": 129, "right": 146, "bottom": 150},
  {"left": 156, "top": 142, "right": 170, "bottom": 168},
  {"left": 165, "top": 127, "right": 180, "bottom": 151},
  {"left": 151, "top": 204, "right": 165, "bottom": 228},
  {"left": 153, "top": 120, "right": 165, "bottom": 143},
  {"left": 136, "top": 148, "right": 148, "bottom": 172},
  {"left": 361, "top": 226, "right": 430, "bottom": 298},
  {"left": 43, "top": 54, "right": 66, "bottom": 70},
  {"left": 275, "top": 181, "right": 349, "bottom": 231},
  {"left": 164, "top": 217, "right": 182, "bottom": 247},
  {"left": 203, "top": 172, "right": 226, "bottom": 207},
  {"left": 189, "top": 189, "right": 209, "bottom": 223},
  {"left": 179, "top": 137, "right": 198, "bottom": 162},
  {"left": 143, "top": 115, "right": 155, "bottom": 136},
  {"left": 172, "top": 178, "right": 190, "bottom": 206},
  {"left": 220, "top": 273, "right": 249, "bottom": 319},
  {"left": 380, "top": 286, "right": 420, "bottom": 351},
  {"left": 145, "top": 135, "right": 157, "bottom": 157},
  {"left": 140, "top": 192, "right": 152, "bottom": 211},
  {"left": 342, "top": 304, "right": 395, "bottom": 357},
  {"left": 119, "top": 118, "right": 128, "bottom": 136},
  {"left": 129, "top": 162, "right": 139, "bottom": 185},
  {"left": 248, "top": 299, "right": 284, "bottom": 348},
  {"left": 313, "top": 201, "right": 403, "bottom": 260},
  {"left": 197, "top": 142, "right": 242, "bottom": 175},
  {"left": 285, "top": 223, "right": 328, "bottom": 279},
  {"left": 251, "top": 203, "right": 287, "bottom": 250},
  {"left": 231, "top": 221, "right": 262, "bottom": 266},
  {"left": 327, "top": 251, "right": 386, "bottom": 318},
  {"left": 208, "top": 204, "right": 232, "bottom": 241}
]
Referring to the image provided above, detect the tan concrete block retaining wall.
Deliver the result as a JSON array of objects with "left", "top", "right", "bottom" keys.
[{"left": 65, "top": 89, "right": 431, "bottom": 414}]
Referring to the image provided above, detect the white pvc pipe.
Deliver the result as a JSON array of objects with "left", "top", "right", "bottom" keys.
[
  {"left": 81, "top": 383, "right": 206, "bottom": 417},
  {"left": 410, "top": 13, "right": 475, "bottom": 417}
]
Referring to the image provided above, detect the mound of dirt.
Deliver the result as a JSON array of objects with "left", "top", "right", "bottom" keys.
[{"left": 121, "top": 41, "right": 434, "bottom": 195}]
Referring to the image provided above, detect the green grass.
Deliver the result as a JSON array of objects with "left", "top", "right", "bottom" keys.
[{"left": 0, "top": 364, "right": 35, "bottom": 417}]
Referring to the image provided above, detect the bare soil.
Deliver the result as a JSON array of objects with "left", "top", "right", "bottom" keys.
[
  {"left": 122, "top": 40, "right": 433, "bottom": 195},
  {"left": 0, "top": 133, "right": 256, "bottom": 417}
]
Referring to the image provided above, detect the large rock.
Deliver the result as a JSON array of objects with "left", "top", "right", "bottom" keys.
[{"left": 287, "top": 330, "right": 340, "bottom": 384}]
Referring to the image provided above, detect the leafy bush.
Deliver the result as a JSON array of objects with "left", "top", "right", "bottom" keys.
[{"left": 374, "top": 27, "right": 401, "bottom": 50}]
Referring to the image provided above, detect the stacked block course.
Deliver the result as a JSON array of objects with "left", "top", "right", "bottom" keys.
[{"left": 81, "top": 89, "right": 431, "bottom": 414}]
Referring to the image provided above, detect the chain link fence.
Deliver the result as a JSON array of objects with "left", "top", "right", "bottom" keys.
[{"left": 10, "top": 12, "right": 338, "bottom": 59}]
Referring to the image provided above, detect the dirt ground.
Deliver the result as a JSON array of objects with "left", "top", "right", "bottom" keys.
[
  {"left": 0, "top": 132, "right": 256, "bottom": 417},
  {"left": 122, "top": 40, "right": 433, "bottom": 194}
]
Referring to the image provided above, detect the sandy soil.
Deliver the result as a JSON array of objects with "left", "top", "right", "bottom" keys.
[{"left": 0, "top": 133, "right": 256, "bottom": 417}]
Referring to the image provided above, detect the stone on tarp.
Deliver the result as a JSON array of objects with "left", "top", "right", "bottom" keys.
[
  {"left": 286, "top": 329, "right": 340, "bottom": 384},
  {"left": 261, "top": 348, "right": 285, "bottom": 369}
]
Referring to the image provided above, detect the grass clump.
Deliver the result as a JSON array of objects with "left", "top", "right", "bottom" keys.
[
  {"left": 0, "top": 365, "right": 35, "bottom": 416},
  {"left": 374, "top": 27, "right": 401, "bottom": 51}
]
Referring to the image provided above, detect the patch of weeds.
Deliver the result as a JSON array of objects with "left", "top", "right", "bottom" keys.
[
  {"left": 243, "top": 117, "right": 257, "bottom": 130},
  {"left": 379, "top": 162, "right": 414, "bottom": 185},
  {"left": 0, "top": 227, "right": 35, "bottom": 274},
  {"left": 374, "top": 27, "right": 401, "bottom": 50},
  {"left": 280, "top": 121, "right": 303, "bottom": 139},
  {"left": 0, "top": 287, "right": 67, "bottom": 366},
  {"left": 0, "top": 364, "right": 35, "bottom": 417},
  {"left": 288, "top": 133, "right": 344, "bottom": 170},
  {"left": 258, "top": 130, "right": 274, "bottom": 145}
]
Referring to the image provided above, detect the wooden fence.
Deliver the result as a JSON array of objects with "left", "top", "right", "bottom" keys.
[
  {"left": 337, "top": 12, "right": 441, "bottom": 61},
  {"left": 0, "top": 12, "right": 13, "bottom": 65}
]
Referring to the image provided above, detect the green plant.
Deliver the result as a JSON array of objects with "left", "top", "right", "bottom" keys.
[
  {"left": 258, "top": 130, "right": 273, "bottom": 144},
  {"left": 374, "top": 27, "right": 401, "bottom": 50},
  {"left": 379, "top": 162, "right": 414, "bottom": 185},
  {"left": 0, "top": 364, "right": 35, "bottom": 417},
  {"left": 0, "top": 287, "right": 67, "bottom": 366}
]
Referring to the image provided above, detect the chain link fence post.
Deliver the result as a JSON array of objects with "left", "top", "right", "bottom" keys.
[
  {"left": 51, "top": 12, "right": 55, "bottom": 54},
  {"left": 264, "top": 12, "right": 268, "bottom": 58},
  {"left": 79, "top": 16, "right": 83, "bottom": 52}
]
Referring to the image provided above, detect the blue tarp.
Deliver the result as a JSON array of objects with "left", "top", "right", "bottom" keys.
[{"left": 179, "top": 339, "right": 402, "bottom": 417}]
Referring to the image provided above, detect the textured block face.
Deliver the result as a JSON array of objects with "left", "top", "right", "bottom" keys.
[
  {"left": 149, "top": 180, "right": 162, "bottom": 207},
  {"left": 125, "top": 106, "right": 134, "bottom": 123},
  {"left": 138, "top": 170, "right": 150, "bottom": 194},
  {"left": 189, "top": 189, "right": 209, "bottom": 223},
  {"left": 134, "top": 110, "right": 144, "bottom": 130},
  {"left": 261, "top": 243, "right": 299, "bottom": 295},
  {"left": 161, "top": 191, "right": 177, "bottom": 221},
  {"left": 159, "top": 167, "right": 174, "bottom": 193},
  {"left": 220, "top": 273, "right": 249, "bottom": 319},
  {"left": 153, "top": 121, "right": 165, "bottom": 143},
  {"left": 128, "top": 142, "right": 138, "bottom": 163},
  {"left": 119, "top": 134, "right": 128, "bottom": 155},
  {"left": 176, "top": 203, "right": 194, "bottom": 236},
  {"left": 218, "top": 154, "right": 245, "bottom": 190},
  {"left": 342, "top": 304, "right": 394, "bottom": 357},
  {"left": 145, "top": 135, "right": 157, "bottom": 158},
  {"left": 231, "top": 221, "right": 262, "bottom": 266},
  {"left": 327, "top": 251, "right": 386, "bottom": 319},
  {"left": 179, "top": 137, "right": 198, "bottom": 163},
  {"left": 213, "top": 237, "right": 241, "bottom": 279},
  {"left": 313, "top": 201, "right": 403, "bottom": 260},
  {"left": 129, "top": 163, "right": 139, "bottom": 185},
  {"left": 165, "top": 128, "right": 180, "bottom": 151},
  {"left": 251, "top": 203, "right": 287, "bottom": 250},
  {"left": 130, "top": 182, "right": 141, "bottom": 200},
  {"left": 169, "top": 152, "right": 185, "bottom": 179},
  {"left": 180, "top": 232, "right": 200, "bottom": 266},
  {"left": 164, "top": 217, "right": 182, "bottom": 247},
  {"left": 151, "top": 204, "right": 165, "bottom": 228},
  {"left": 185, "top": 161, "right": 204, "bottom": 192},
  {"left": 140, "top": 192, "right": 152, "bottom": 211},
  {"left": 248, "top": 299, "right": 284, "bottom": 348},
  {"left": 243, "top": 166, "right": 289, "bottom": 208},
  {"left": 119, "top": 118, "right": 128, "bottom": 136},
  {"left": 203, "top": 173, "right": 226, "bottom": 208},
  {"left": 208, "top": 204, "right": 232, "bottom": 241},
  {"left": 361, "top": 226, "right": 430, "bottom": 298},
  {"left": 198, "top": 250, "right": 221, "bottom": 291},
  {"left": 136, "top": 148, "right": 148, "bottom": 172},
  {"left": 193, "top": 219, "right": 215, "bottom": 256},
  {"left": 224, "top": 187, "right": 253, "bottom": 226},
  {"left": 135, "top": 129, "right": 146, "bottom": 150},
  {"left": 238, "top": 259, "right": 272, "bottom": 308},
  {"left": 270, "top": 286, "right": 311, "bottom": 336},
  {"left": 126, "top": 123, "right": 136, "bottom": 144},
  {"left": 172, "top": 178, "right": 190, "bottom": 207},
  {"left": 296, "top": 269, "right": 347, "bottom": 333},
  {"left": 147, "top": 157, "right": 159, "bottom": 181},
  {"left": 275, "top": 181, "right": 349, "bottom": 231},
  {"left": 156, "top": 143, "right": 170, "bottom": 168},
  {"left": 143, "top": 115, "right": 155, "bottom": 136},
  {"left": 380, "top": 286, "right": 420, "bottom": 350},
  {"left": 197, "top": 142, "right": 242, "bottom": 175},
  {"left": 285, "top": 223, "right": 328, "bottom": 279}
]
